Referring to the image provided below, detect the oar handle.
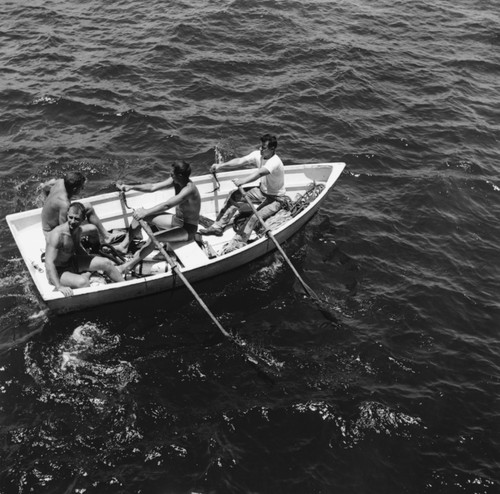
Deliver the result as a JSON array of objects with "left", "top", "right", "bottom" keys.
[
  {"left": 211, "top": 170, "right": 220, "bottom": 215},
  {"left": 119, "top": 190, "right": 130, "bottom": 228}
]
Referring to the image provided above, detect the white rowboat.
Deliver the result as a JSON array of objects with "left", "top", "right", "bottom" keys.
[{"left": 6, "top": 162, "right": 345, "bottom": 314}]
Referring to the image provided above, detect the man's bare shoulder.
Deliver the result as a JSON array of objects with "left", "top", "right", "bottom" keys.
[
  {"left": 186, "top": 181, "right": 200, "bottom": 194},
  {"left": 49, "top": 221, "right": 72, "bottom": 238},
  {"left": 46, "top": 225, "right": 63, "bottom": 246}
]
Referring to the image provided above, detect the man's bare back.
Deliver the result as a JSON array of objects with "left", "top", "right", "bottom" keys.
[{"left": 41, "top": 179, "right": 71, "bottom": 236}]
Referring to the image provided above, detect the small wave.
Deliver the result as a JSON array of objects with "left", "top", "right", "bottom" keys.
[
  {"left": 430, "top": 470, "right": 495, "bottom": 493},
  {"left": 485, "top": 180, "right": 499, "bottom": 192},
  {"left": 444, "top": 157, "right": 483, "bottom": 174},
  {"left": 351, "top": 401, "right": 423, "bottom": 434},
  {"left": 292, "top": 400, "right": 423, "bottom": 448},
  {"left": 30, "top": 95, "right": 60, "bottom": 105}
]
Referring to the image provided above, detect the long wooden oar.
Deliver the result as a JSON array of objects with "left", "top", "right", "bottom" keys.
[
  {"left": 140, "top": 219, "right": 232, "bottom": 336},
  {"left": 211, "top": 170, "right": 220, "bottom": 216},
  {"left": 118, "top": 191, "right": 230, "bottom": 336},
  {"left": 118, "top": 191, "right": 280, "bottom": 375},
  {"left": 237, "top": 185, "right": 336, "bottom": 321}
]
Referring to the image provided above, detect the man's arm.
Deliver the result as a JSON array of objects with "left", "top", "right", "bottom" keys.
[
  {"left": 44, "top": 233, "right": 73, "bottom": 297},
  {"left": 39, "top": 178, "right": 57, "bottom": 197},
  {"left": 117, "top": 177, "right": 173, "bottom": 193},
  {"left": 133, "top": 184, "right": 194, "bottom": 219},
  {"left": 233, "top": 167, "right": 269, "bottom": 187},
  {"left": 211, "top": 153, "right": 255, "bottom": 173}
]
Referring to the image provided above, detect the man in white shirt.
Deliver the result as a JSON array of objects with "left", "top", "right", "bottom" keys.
[{"left": 200, "top": 134, "right": 285, "bottom": 241}]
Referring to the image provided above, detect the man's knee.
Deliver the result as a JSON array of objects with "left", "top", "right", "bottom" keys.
[
  {"left": 245, "top": 216, "right": 259, "bottom": 231},
  {"left": 73, "top": 276, "right": 90, "bottom": 289},
  {"left": 102, "top": 258, "right": 117, "bottom": 271},
  {"left": 261, "top": 201, "right": 281, "bottom": 218},
  {"left": 90, "top": 257, "right": 115, "bottom": 274}
]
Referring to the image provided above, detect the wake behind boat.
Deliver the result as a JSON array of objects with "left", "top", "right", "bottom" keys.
[{"left": 6, "top": 163, "right": 345, "bottom": 314}]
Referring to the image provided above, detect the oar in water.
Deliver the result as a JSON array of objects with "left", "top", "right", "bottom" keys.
[
  {"left": 118, "top": 191, "right": 280, "bottom": 377},
  {"left": 138, "top": 220, "right": 230, "bottom": 333},
  {"left": 236, "top": 185, "right": 337, "bottom": 322}
]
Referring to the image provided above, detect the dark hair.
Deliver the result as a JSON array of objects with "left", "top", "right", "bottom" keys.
[
  {"left": 172, "top": 159, "right": 191, "bottom": 178},
  {"left": 260, "top": 134, "right": 278, "bottom": 150},
  {"left": 64, "top": 172, "right": 86, "bottom": 195},
  {"left": 68, "top": 201, "right": 86, "bottom": 219}
]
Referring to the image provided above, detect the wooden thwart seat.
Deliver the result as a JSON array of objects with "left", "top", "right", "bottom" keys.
[{"left": 168, "top": 240, "right": 210, "bottom": 268}]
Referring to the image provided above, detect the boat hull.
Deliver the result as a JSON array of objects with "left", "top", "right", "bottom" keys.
[{"left": 6, "top": 163, "right": 345, "bottom": 314}]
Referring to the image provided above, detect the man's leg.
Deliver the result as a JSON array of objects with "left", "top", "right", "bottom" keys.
[
  {"left": 118, "top": 215, "right": 185, "bottom": 274},
  {"left": 215, "top": 191, "right": 241, "bottom": 221},
  {"left": 149, "top": 213, "right": 181, "bottom": 231},
  {"left": 118, "top": 239, "right": 155, "bottom": 274},
  {"left": 115, "top": 212, "right": 176, "bottom": 254},
  {"left": 114, "top": 219, "right": 143, "bottom": 254},
  {"left": 240, "top": 198, "right": 281, "bottom": 241},
  {"left": 59, "top": 271, "right": 92, "bottom": 289},
  {"left": 200, "top": 188, "right": 260, "bottom": 236},
  {"left": 200, "top": 189, "right": 248, "bottom": 235},
  {"left": 78, "top": 255, "right": 125, "bottom": 283}
]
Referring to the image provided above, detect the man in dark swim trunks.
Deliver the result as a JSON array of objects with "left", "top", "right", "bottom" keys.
[
  {"left": 44, "top": 202, "right": 125, "bottom": 297},
  {"left": 115, "top": 160, "right": 201, "bottom": 274}
]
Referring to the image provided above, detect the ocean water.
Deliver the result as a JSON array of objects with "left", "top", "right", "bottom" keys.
[{"left": 1, "top": 0, "right": 499, "bottom": 493}]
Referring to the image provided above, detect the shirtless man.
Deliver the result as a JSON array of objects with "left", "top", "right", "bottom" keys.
[
  {"left": 200, "top": 134, "right": 286, "bottom": 241},
  {"left": 44, "top": 202, "right": 125, "bottom": 297},
  {"left": 116, "top": 159, "right": 201, "bottom": 274},
  {"left": 41, "top": 171, "right": 118, "bottom": 243}
]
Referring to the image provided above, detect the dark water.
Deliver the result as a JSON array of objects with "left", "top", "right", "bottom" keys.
[{"left": 1, "top": 1, "right": 499, "bottom": 493}]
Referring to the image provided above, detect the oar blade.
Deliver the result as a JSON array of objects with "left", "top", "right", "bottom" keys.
[{"left": 228, "top": 332, "right": 283, "bottom": 383}]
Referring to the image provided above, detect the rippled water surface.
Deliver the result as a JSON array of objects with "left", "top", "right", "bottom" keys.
[{"left": 1, "top": 1, "right": 499, "bottom": 493}]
